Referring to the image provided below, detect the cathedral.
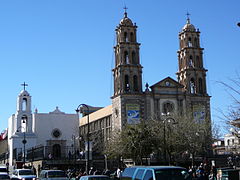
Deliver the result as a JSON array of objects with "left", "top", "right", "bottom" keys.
[{"left": 79, "top": 10, "right": 211, "bottom": 151}]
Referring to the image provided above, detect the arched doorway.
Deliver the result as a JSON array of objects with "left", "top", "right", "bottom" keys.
[{"left": 52, "top": 144, "right": 61, "bottom": 159}]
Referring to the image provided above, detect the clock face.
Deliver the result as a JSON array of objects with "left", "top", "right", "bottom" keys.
[
  {"left": 52, "top": 129, "right": 61, "bottom": 138},
  {"left": 165, "top": 81, "right": 170, "bottom": 86}
]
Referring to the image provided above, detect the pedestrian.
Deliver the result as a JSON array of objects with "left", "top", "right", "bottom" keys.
[
  {"left": 116, "top": 168, "right": 122, "bottom": 179},
  {"left": 31, "top": 166, "right": 36, "bottom": 175},
  {"left": 94, "top": 169, "right": 101, "bottom": 175},
  {"left": 89, "top": 167, "right": 94, "bottom": 175}
]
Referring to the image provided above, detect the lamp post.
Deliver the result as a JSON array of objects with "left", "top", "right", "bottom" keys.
[
  {"left": 161, "top": 113, "right": 176, "bottom": 165},
  {"left": 76, "top": 104, "right": 90, "bottom": 175},
  {"left": 104, "top": 154, "right": 108, "bottom": 171},
  {"left": 22, "top": 117, "right": 27, "bottom": 166},
  {"left": 72, "top": 135, "right": 76, "bottom": 165}
]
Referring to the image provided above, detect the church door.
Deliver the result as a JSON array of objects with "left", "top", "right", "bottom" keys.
[{"left": 52, "top": 144, "right": 61, "bottom": 159}]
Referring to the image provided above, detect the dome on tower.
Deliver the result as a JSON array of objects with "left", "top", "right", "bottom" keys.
[
  {"left": 120, "top": 12, "right": 133, "bottom": 26},
  {"left": 19, "top": 90, "right": 30, "bottom": 96},
  {"left": 182, "top": 18, "right": 196, "bottom": 31}
]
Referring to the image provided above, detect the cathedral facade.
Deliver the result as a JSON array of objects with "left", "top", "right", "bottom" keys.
[
  {"left": 111, "top": 12, "right": 210, "bottom": 130},
  {"left": 79, "top": 11, "right": 211, "bottom": 153}
]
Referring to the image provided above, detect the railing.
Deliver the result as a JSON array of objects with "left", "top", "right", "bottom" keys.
[{"left": 15, "top": 146, "right": 82, "bottom": 162}]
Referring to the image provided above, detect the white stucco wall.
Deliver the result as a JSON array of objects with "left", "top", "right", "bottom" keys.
[{"left": 33, "top": 108, "right": 79, "bottom": 146}]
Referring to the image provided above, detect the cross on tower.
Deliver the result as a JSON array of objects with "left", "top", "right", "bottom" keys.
[
  {"left": 123, "top": 5, "right": 128, "bottom": 17},
  {"left": 21, "top": 82, "right": 28, "bottom": 91},
  {"left": 124, "top": 6, "right": 128, "bottom": 13},
  {"left": 186, "top": 12, "right": 190, "bottom": 19}
]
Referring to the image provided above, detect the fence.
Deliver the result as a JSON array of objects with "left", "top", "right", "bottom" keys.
[{"left": 13, "top": 146, "right": 81, "bottom": 162}]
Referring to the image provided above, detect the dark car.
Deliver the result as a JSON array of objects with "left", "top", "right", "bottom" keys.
[
  {"left": 0, "top": 174, "right": 10, "bottom": 180},
  {"left": 120, "top": 166, "right": 191, "bottom": 180}
]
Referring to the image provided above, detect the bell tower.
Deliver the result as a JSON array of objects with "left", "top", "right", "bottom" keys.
[
  {"left": 14, "top": 82, "right": 33, "bottom": 134},
  {"left": 176, "top": 16, "right": 212, "bottom": 155},
  {"left": 8, "top": 83, "right": 37, "bottom": 167},
  {"left": 112, "top": 9, "right": 144, "bottom": 131},
  {"left": 177, "top": 16, "right": 208, "bottom": 96},
  {"left": 112, "top": 8, "right": 143, "bottom": 96}
]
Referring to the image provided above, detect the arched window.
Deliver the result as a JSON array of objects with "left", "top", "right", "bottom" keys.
[
  {"left": 190, "top": 78, "right": 195, "bottom": 94},
  {"left": 132, "top": 51, "right": 137, "bottom": 64},
  {"left": 189, "top": 56, "right": 194, "bottom": 67},
  {"left": 196, "top": 56, "right": 200, "bottom": 67},
  {"left": 188, "top": 37, "right": 192, "bottom": 47},
  {"left": 199, "top": 78, "right": 203, "bottom": 94},
  {"left": 124, "top": 32, "right": 128, "bottom": 42},
  {"left": 130, "top": 32, "right": 134, "bottom": 42},
  {"left": 133, "top": 75, "right": 138, "bottom": 91},
  {"left": 21, "top": 115, "right": 28, "bottom": 132},
  {"left": 180, "top": 58, "right": 183, "bottom": 69},
  {"left": 22, "top": 98, "right": 27, "bottom": 111},
  {"left": 124, "top": 51, "right": 129, "bottom": 64},
  {"left": 194, "top": 37, "right": 198, "bottom": 47},
  {"left": 52, "top": 144, "right": 61, "bottom": 159},
  {"left": 227, "top": 139, "right": 230, "bottom": 146},
  {"left": 163, "top": 102, "right": 174, "bottom": 114},
  {"left": 125, "top": 75, "right": 130, "bottom": 92}
]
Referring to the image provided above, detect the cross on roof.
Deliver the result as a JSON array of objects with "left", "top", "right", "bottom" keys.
[
  {"left": 124, "top": 5, "right": 128, "bottom": 13},
  {"left": 186, "top": 12, "right": 190, "bottom": 19},
  {"left": 21, "top": 82, "right": 28, "bottom": 91},
  {"left": 123, "top": 5, "right": 128, "bottom": 17}
]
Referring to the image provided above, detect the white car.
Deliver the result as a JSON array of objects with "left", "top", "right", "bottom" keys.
[
  {"left": 39, "top": 170, "right": 68, "bottom": 180},
  {"left": 11, "top": 169, "right": 36, "bottom": 180},
  {"left": 0, "top": 165, "right": 8, "bottom": 175}
]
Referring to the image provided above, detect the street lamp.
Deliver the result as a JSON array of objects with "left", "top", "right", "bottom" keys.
[
  {"left": 71, "top": 135, "right": 77, "bottom": 165},
  {"left": 22, "top": 116, "right": 27, "bottom": 166},
  {"left": 161, "top": 113, "right": 177, "bottom": 165},
  {"left": 76, "top": 104, "right": 90, "bottom": 175}
]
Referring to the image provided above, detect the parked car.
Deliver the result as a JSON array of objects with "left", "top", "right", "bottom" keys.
[
  {"left": 79, "top": 175, "right": 111, "bottom": 180},
  {"left": 0, "top": 174, "right": 10, "bottom": 180},
  {"left": 0, "top": 165, "right": 8, "bottom": 175},
  {"left": 120, "top": 166, "right": 191, "bottom": 180},
  {"left": 39, "top": 170, "right": 68, "bottom": 180},
  {"left": 11, "top": 169, "right": 36, "bottom": 180}
]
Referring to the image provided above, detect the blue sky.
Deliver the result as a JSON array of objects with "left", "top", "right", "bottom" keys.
[{"left": 0, "top": 0, "right": 239, "bottom": 136}]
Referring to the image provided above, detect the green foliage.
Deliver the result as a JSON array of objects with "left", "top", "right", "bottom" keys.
[{"left": 105, "top": 114, "right": 212, "bottom": 165}]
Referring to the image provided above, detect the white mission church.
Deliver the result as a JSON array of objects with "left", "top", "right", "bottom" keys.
[{"left": 8, "top": 85, "right": 79, "bottom": 167}]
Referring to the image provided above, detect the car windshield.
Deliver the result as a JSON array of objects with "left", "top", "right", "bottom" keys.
[
  {"left": 48, "top": 171, "right": 67, "bottom": 178},
  {"left": 0, "top": 175, "right": 10, "bottom": 180},
  {"left": 19, "top": 170, "right": 34, "bottom": 175},
  {"left": 155, "top": 169, "right": 190, "bottom": 180}
]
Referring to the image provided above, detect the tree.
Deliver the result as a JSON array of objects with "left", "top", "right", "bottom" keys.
[
  {"left": 105, "top": 120, "right": 156, "bottom": 165},
  {"left": 105, "top": 113, "right": 212, "bottom": 166},
  {"left": 149, "top": 113, "right": 212, "bottom": 165},
  {"left": 217, "top": 74, "right": 240, "bottom": 139}
]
